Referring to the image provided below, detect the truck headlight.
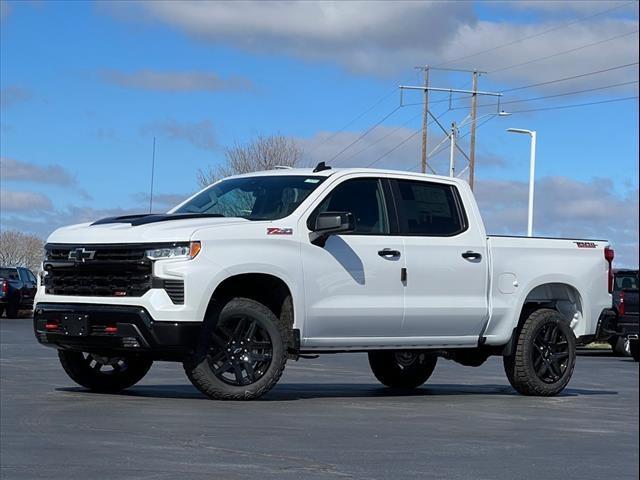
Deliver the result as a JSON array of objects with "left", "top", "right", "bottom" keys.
[{"left": 146, "top": 241, "right": 201, "bottom": 260}]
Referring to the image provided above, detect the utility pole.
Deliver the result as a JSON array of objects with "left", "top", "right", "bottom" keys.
[
  {"left": 399, "top": 68, "right": 501, "bottom": 185},
  {"left": 468, "top": 70, "right": 479, "bottom": 190},
  {"left": 416, "top": 66, "right": 430, "bottom": 174},
  {"left": 449, "top": 122, "right": 456, "bottom": 177}
]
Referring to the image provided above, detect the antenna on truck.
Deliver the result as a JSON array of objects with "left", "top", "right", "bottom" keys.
[
  {"left": 149, "top": 137, "right": 156, "bottom": 213},
  {"left": 313, "top": 161, "right": 332, "bottom": 173}
]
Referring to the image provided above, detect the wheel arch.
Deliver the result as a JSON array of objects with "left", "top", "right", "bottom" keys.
[
  {"left": 502, "top": 281, "right": 585, "bottom": 356},
  {"left": 520, "top": 282, "right": 584, "bottom": 326},
  {"left": 199, "top": 272, "right": 298, "bottom": 355}
]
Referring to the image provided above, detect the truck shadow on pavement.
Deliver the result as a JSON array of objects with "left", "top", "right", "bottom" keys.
[{"left": 56, "top": 383, "right": 618, "bottom": 401}]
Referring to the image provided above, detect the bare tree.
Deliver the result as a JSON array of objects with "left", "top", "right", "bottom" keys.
[
  {"left": 0, "top": 230, "right": 44, "bottom": 272},
  {"left": 197, "top": 134, "right": 303, "bottom": 188}
]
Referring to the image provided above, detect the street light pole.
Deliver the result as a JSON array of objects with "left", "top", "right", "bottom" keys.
[{"left": 507, "top": 128, "right": 537, "bottom": 237}]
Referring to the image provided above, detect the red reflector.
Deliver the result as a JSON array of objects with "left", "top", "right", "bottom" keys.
[
  {"left": 604, "top": 247, "right": 615, "bottom": 262},
  {"left": 45, "top": 323, "right": 59, "bottom": 331},
  {"left": 604, "top": 247, "right": 615, "bottom": 293},
  {"left": 105, "top": 325, "right": 118, "bottom": 334}
]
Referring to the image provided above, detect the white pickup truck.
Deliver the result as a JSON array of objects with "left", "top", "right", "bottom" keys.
[{"left": 34, "top": 165, "right": 614, "bottom": 400}]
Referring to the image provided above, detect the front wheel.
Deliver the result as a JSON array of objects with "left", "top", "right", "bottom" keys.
[
  {"left": 368, "top": 350, "right": 437, "bottom": 388},
  {"left": 184, "top": 297, "right": 288, "bottom": 400},
  {"left": 504, "top": 308, "right": 576, "bottom": 396},
  {"left": 58, "top": 350, "right": 153, "bottom": 392}
]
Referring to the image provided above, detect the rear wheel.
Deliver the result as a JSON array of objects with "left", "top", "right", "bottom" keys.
[
  {"left": 368, "top": 350, "right": 437, "bottom": 388},
  {"left": 184, "top": 297, "right": 288, "bottom": 400},
  {"left": 58, "top": 350, "right": 153, "bottom": 392},
  {"left": 504, "top": 308, "right": 576, "bottom": 396}
]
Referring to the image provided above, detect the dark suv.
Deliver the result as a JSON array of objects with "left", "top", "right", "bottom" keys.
[
  {"left": 609, "top": 270, "right": 638, "bottom": 356},
  {"left": 0, "top": 267, "right": 38, "bottom": 318}
]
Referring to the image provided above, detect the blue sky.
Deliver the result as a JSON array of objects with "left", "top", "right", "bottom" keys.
[{"left": 1, "top": 0, "right": 638, "bottom": 266}]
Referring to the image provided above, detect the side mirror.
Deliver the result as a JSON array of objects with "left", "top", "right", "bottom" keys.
[{"left": 310, "top": 211, "right": 355, "bottom": 246}]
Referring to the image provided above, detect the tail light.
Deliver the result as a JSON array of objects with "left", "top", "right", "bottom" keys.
[
  {"left": 604, "top": 247, "right": 614, "bottom": 293},
  {"left": 1, "top": 280, "right": 7, "bottom": 295},
  {"left": 618, "top": 291, "right": 625, "bottom": 316}
]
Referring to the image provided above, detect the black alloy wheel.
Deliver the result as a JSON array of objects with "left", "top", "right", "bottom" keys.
[
  {"left": 503, "top": 308, "right": 576, "bottom": 396},
  {"left": 58, "top": 350, "right": 153, "bottom": 392},
  {"left": 531, "top": 323, "right": 570, "bottom": 383},
  {"left": 208, "top": 315, "right": 273, "bottom": 386},
  {"left": 184, "top": 297, "right": 288, "bottom": 400}
]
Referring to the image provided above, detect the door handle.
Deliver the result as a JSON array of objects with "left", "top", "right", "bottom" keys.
[
  {"left": 461, "top": 250, "right": 482, "bottom": 261},
  {"left": 378, "top": 249, "right": 401, "bottom": 258}
]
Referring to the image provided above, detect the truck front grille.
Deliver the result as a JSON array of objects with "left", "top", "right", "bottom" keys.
[{"left": 44, "top": 244, "right": 153, "bottom": 298}]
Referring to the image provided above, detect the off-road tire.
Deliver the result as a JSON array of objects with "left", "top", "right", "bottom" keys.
[
  {"left": 58, "top": 350, "right": 153, "bottom": 393},
  {"left": 503, "top": 308, "right": 576, "bottom": 396},
  {"left": 184, "top": 297, "right": 288, "bottom": 400},
  {"left": 368, "top": 350, "right": 438, "bottom": 388}
]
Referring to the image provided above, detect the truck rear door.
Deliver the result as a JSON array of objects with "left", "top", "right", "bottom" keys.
[{"left": 390, "top": 178, "right": 489, "bottom": 342}]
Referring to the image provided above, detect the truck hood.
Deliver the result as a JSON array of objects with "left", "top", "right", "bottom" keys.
[{"left": 47, "top": 214, "right": 250, "bottom": 245}]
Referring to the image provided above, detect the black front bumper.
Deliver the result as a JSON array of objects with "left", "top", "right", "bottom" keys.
[{"left": 33, "top": 303, "right": 201, "bottom": 361}]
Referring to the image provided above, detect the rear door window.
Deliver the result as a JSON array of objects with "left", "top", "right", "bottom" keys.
[{"left": 392, "top": 179, "right": 467, "bottom": 236}]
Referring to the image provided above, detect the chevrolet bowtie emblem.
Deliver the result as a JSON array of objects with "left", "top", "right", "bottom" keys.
[{"left": 68, "top": 248, "right": 96, "bottom": 262}]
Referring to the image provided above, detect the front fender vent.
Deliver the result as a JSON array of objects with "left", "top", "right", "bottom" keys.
[{"left": 163, "top": 280, "right": 184, "bottom": 305}]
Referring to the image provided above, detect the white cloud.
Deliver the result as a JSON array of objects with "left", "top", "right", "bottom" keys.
[
  {"left": 100, "top": 69, "right": 254, "bottom": 92},
  {"left": 0, "top": 190, "right": 53, "bottom": 212},
  {"left": 505, "top": 1, "right": 634, "bottom": 15},
  {"left": 140, "top": 119, "right": 217, "bottom": 150},
  {"left": 1, "top": 157, "right": 76, "bottom": 185},
  {"left": 105, "top": 0, "right": 638, "bottom": 93},
  {"left": 475, "top": 176, "right": 639, "bottom": 267}
]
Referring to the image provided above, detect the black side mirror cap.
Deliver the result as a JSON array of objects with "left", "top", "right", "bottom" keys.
[{"left": 310, "top": 211, "right": 355, "bottom": 246}]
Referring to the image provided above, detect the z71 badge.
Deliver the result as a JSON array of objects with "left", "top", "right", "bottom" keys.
[{"left": 267, "top": 227, "right": 293, "bottom": 235}]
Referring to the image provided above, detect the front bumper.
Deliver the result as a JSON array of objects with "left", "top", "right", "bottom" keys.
[{"left": 33, "top": 303, "right": 202, "bottom": 361}]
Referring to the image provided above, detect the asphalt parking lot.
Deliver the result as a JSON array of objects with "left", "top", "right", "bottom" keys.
[{"left": 1, "top": 318, "right": 638, "bottom": 480}]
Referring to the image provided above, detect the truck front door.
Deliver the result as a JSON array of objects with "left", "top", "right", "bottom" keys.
[{"left": 300, "top": 177, "right": 405, "bottom": 346}]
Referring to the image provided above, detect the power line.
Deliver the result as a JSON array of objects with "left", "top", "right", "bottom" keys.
[
  {"left": 408, "top": 114, "right": 500, "bottom": 172},
  {"left": 435, "top": 1, "right": 635, "bottom": 68},
  {"left": 501, "top": 62, "right": 639, "bottom": 93},
  {"left": 455, "top": 80, "right": 639, "bottom": 110},
  {"left": 367, "top": 110, "right": 450, "bottom": 167},
  {"left": 400, "top": 62, "right": 639, "bottom": 110},
  {"left": 489, "top": 29, "right": 639, "bottom": 74},
  {"left": 510, "top": 95, "right": 638, "bottom": 113},
  {"left": 327, "top": 105, "right": 403, "bottom": 163},
  {"left": 338, "top": 111, "right": 423, "bottom": 165},
  {"left": 307, "top": 88, "right": 397, "bottom": 155},
  {"left": 366, "top": 129, "right": 421, "bottom": 167}
]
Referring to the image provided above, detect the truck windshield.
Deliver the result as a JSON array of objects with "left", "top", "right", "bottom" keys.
[
  {"left": 614, "top": 272, "right": 639, "bottom": 291},
  {"left": 173, "top": 175, "right": 326, "bottom": 220}
]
